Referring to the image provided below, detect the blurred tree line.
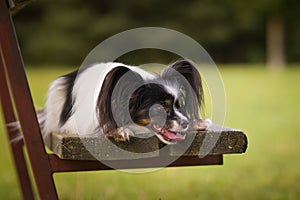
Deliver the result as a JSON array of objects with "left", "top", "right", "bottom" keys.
[{"left": 13, "top": 0, "right": 300, "bottom": 66}]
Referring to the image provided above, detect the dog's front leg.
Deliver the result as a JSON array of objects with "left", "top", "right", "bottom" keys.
[
  {"left": 189, "top": 119, "right": 212, "bottom": 131},
  {"left": 108, "top": 127, "right": 135, "bottom": 142}
]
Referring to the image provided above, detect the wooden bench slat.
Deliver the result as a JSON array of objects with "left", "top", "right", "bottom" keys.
[{"left": 45, "top": 124, "right": 247, "bottom": 161}]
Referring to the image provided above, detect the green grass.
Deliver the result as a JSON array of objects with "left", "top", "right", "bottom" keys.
[{"left": 1, "top": 65, "right": 300, "bottom": 199}]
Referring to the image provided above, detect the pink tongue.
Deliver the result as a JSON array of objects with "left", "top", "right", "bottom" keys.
[{"left": 163, "top": 129, "right": 186, "bottom": 141}]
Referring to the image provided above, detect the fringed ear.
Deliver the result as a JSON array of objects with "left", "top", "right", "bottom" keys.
[
  {"left": 97, "top": 66, "right": 143, "bottom": 135},
  {"left": 162, "top": 59, "right": 204, "bottom": 119}
]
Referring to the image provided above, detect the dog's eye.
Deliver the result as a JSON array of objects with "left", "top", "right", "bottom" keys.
[
  {"left": 160, "top": 101, "right": 168, "bottom": 108},
  {"left": 175, "top": 100, "right": 181, "bottom": 109},
  {"left": 158, "top": 101, "right": 171, "bottom": 113}
]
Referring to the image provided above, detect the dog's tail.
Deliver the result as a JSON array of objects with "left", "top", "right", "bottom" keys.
[
  {"left": 6, "top": 121, "right": 23, "bottom": 145},
  {"left": 7, "top": 109, "right": 46, "bottom": 145}
]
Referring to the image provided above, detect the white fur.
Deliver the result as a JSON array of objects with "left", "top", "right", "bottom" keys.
[
  {"left": 164, "top": 85, "right": 179, "bottom": 99},
  {"left": 43, "top": 77, "right": 68, "bottom": 135}
]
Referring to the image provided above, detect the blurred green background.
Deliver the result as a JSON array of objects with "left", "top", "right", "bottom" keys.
[
  {"left": 1, "top": 0, "right": 300, "bottom": 199},
  {"left": 13, "top": 0, "right": 300, "bottom": 66}
]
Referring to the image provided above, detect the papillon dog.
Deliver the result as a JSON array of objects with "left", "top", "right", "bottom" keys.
[{"left": 40, "top": 59, "right": 210, "bottom": 145}]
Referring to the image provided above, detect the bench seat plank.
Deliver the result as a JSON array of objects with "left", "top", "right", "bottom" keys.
[{"left": 45, "top": 124, "right": 247, "bottom": 161}]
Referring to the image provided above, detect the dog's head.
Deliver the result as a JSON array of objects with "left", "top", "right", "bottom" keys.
[
  {"left": 129, "top": 82, "right": 189, "bottom": 144},
  {"left": 98, "top": 59, "right": 204, "bottom": 144}
]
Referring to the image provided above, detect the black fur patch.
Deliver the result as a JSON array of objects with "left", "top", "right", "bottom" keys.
[
  {"left": 129, "top": 83, "right": 175, "bottom": 126},
  {"left": 97, "top": 66, "right": 144, "bottom": 135},
  {"left": 59, "top": 70, "right": 79, "bottom": 126},
  {"left": 162, "top": 59, "right": 204, "bottom": 119}
]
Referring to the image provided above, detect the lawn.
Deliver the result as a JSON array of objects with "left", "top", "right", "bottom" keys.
[{"left": 0, "top": 65, "right": 300, "bottom": 199}]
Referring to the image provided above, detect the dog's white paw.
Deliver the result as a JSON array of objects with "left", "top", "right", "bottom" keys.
[
  {"left": 111, "top": 127, "right": 135, "bottom": 142},
  {"left": 190, "top": 119, "right": 212, "bottom": 131}
]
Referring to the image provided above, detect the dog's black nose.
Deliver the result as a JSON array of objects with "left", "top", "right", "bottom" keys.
[{"left": 181, "top": 120, "right": 189, "bottom": 129}]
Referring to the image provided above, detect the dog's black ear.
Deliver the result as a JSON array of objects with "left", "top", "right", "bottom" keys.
[
  {"left": 162, "top": 59, "right": 204, "bottom": 119},
  {"left": 97, "top": 66, "right": 143, "bottom": 135}
]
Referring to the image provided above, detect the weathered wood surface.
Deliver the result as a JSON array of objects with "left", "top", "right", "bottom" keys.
[{"left": 45, "top": 124, "right": 247, "bottom": 161}]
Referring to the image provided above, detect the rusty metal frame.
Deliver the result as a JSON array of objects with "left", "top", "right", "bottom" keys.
[
  {"left": 0, "top": 0, "right": 58, "bottom": 199},
  {"left": 0, "top": 0, "right": 223, "bottom": 199},
  {"left": 0, "top": 47, "right": 35, "bottom": 200}
]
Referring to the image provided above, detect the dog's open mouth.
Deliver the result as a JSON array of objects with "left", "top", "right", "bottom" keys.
[{"left": 153, "top": 124, "right": 186, "bottom": 144}]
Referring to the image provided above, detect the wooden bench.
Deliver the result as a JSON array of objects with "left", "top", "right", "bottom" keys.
[
  {"left": 0, "top": 0, "right": 248, "bottom": 199},
  {"left": 46, "top": 125, "right": 247, "bottom": 161}
]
